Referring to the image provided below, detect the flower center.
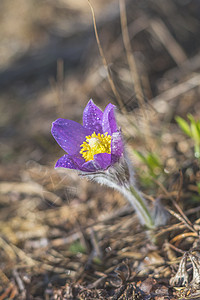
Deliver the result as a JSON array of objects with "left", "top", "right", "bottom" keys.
[{"left": 80, "top": 132, "right": 111, "bottom": 162}]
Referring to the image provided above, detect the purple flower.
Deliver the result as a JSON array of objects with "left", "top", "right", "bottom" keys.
[{"left": 51, "top": 100, "right": 124, "bottom": 172}]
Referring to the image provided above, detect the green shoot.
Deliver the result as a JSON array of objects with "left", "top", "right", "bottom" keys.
[
  {"left": 197, "top": 182, "right": 200, "bottom": 196},
  {"left": 69, "top": 241, "right": 86, "bottom": 254},
  {"left": 176, "top": 114, "right": 200, "bottom": 159},
  {"left": 133, "top": 150, "right": 163, "bottom": 178}
]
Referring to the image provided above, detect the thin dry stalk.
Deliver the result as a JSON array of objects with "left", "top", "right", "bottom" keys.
[
  {"left": 87, "top": 0, "right": 125, "bottom": 112},
  {"left": 176, "top": 169, "right": 183, "bottom": 204},
  {"left": 49, "top": 59, "right": 65, "bottom": 117},
  {"left": 150, "top": 17, "right": 187, "bottom": 66},
  {"left": 167, "top": 207, "right": 196, "bottom": 235},
  {"left": 152, "top": 177, "right": 197, "bottom": 234},
  {"left": 119, "top": 0, "right": 151, "bottom": 143},
  {"left": 0, "top": 284, "right": 18, "bottom": 300},
  {"left": 152, "top": 73, "right": 200, "bottom": 107},
  {"left": 56, "top": 59, "right": 65, "bottom": 115},
  {"left": 155, "top": 223, "right": 187, "bottom": 238},
  {"left": 0, "top": 270, "right": 10, "bottom": 286},
  {"left": 0, "top": 237, "right": 17, "bottom": 260},
  {"left": 171, "top": 201, "right": 196, "bottom": 233},
  {"left": 165, "top": 241, "right": 185, "bottom": 254},
  {"left": 13, "top": 269, "right": 26, "bottom": 298},
  {"left": 170, "top": 232, "right": 197, "bottom": 244}
]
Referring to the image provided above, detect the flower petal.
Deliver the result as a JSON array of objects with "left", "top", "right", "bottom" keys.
[
  {"left": 83, "top": 99, "right": 103, "bottom": 133},
  {"left": 55, "top": 154, "right": 88, "bottom": 171},
  {"left": 82, "top": 153, "right": 111, "bottom": 172},
  {"left": 102, "top": 103, "right": 118, "bottom": 135},
  {"left": 81, "top": 160, "right": 98, "bottom": 172},
  {"left": 111, "top": 131, "right": 124, "bottom": 163},
  {"left": 55, "top": 154, "right": 80, "bottom": 169},
  {"left": 51, "top": 118, "right": 90, "bottom": 155},
  {"left": 94, "top": 153, "right": 112, "bottom": 170}
]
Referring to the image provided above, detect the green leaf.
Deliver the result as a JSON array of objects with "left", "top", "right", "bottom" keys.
[
  {"left": 133, "top": 150, "right": 163, "bottom": 177},
  {"left": 146, "top": 153, "right": 161, "bottom": 169},
  {"left": 197, "top": 121, "right": 200, "bottom": 133},
  {"left": 191, "top": 122, "right": 200, "bottom": 144},
  {"left": 197, "top": 182, "right": 200, "bottom": 194},
  {"left": 187, "top": 114, "right": 200, "bottom": 144},
  {"left": 69, "top": 241, "right": 86, "bottom": 254},
  {"left": 93, "top": 257, "right": 102, "bottom": 265},
  {"left": 175, "top": 116, "right": 192, "bottom": 137},
  {"left": 187, "top": 113, "right": 196, "bottom": 123},
  {"left": 133, "top": 150, "right": 148, "bottom": 165}
]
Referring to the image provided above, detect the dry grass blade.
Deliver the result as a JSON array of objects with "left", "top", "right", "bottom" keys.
[
  {"left": 152, "top": 177, "right": 197, "bottom": 234},
  {"left": 165, "top": 242, "right": 185, "bottom": 255},
  {"left": 176, "top": 169, "right": 183, "bottom": 204},
  {"left": 119, "top": 0, "right": 151, "bottom": 142},
  {"left": 0, "top": 284, "right": 18, "bottom": 300},
  {"left": 0, "top": 237, "right": 17, "bottom": 260},
  {"left": 155, "top": 223, "right": 187, "bottom": 238},
  {"left": 87, "top": 0, "right": 125, "bottom": 112},
  {"left": 49, "top": 59, "right": 65, "bottom": 118},
  {"left": 152, "top": 73, "right": 200, "bottom": 107},
  {"left": 150, "top": 17, "right": 187, "bottom": 66},
  {"left": 167, "top": 207, "right": 196, "bottom": 235},
  {"left": 170, "top": 232, "right": 197, "bottom": 244},
  {"left": 0, "top": 181, "right": 62, "bottom": 205},
  {"left": 12, "top": 269, "right": 26, "bottom": 298},
  {"left": 0, "top": 270, "right": 10, "bottom": 286},
  {"left": 171, "top": 201, "right": 196, "bottom": 234}
]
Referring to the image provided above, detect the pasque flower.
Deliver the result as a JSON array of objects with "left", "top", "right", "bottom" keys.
[
  {"left": 52, "top": 100, "right": 155, "bottom": 229},
  {"left": 51, "top": 100, "right": 123, "bottom": 172}
]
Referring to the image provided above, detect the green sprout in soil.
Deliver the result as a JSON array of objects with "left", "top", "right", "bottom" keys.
[
  {"left": 176, "top": 114, "right": 200, "bottom": 160},
  {"left": 133, "top": 150, "right": 163, "bottom": 178}
]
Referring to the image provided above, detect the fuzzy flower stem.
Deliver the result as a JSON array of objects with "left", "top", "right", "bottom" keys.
[
  {"left": 93, "top": 179, "right": 155, "bottom": 229},
  {"left": 85, "top": 160, "right": 155, "bottom": 229},
  {"left": 128, "top": 185, "right": 155, "bottom": 229}
]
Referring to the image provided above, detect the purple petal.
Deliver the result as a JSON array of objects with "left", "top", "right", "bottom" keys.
[
  {"left": 55, "top": 154, "right": 80, "bottom": 169},
  {"left": 102, "top": 103, "right": 118, "bottom": 135},
  {"left": 111, "top": 132, "right": 124, "bottom": 163},
  {"left": 81, "top": 160, "right": 99, "bottom": 172},
  {"left": 94, "top": 153, "right": 112, "bottom": 170},
  {"left": 82, "top": 153, "right": 111, "bottom": 171},
  {"left": 51, "top": 118, "right": 90, "bottom": 155},
  {"left": 55, "top": 154, "right": 89, "bottom": 171},
  {"left": 83, "top": 99, "right": 103, "bottom": 133}
]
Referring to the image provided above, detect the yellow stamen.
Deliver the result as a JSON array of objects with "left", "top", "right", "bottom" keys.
[{"left": 80, "top": 132, "right": 111, "bottom": 162}]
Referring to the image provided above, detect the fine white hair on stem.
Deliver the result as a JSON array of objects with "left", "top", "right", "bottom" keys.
[{"left": 80, "top": 152, "right": 155, "bottom": 229}]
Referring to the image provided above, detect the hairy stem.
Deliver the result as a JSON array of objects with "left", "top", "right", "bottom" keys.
[{"left": 128, "top": 185, "right": 154, "bottom": 229}]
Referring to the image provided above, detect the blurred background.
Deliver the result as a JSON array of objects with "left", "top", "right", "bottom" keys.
[
  {"left": 1, "top": 0, "right": 200, "bottom": 167},
  {"left": 0, "top": 0, "right": 200, "bottom": 298}
]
